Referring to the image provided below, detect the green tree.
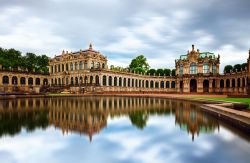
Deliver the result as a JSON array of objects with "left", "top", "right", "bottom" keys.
[
  {"left": 224, "top": 65, "right": 233, "bottom": 73},
  {"left": 147, "top": 69, "right": 156, "bottom": 76},
  {"left": 129, "top": 111, "right": 148, "bottom": 130},
  {"left": 233, "top": 64, "right": 242, "bottom": 72},
  {"left": 163, "top": 69, "right": 171, "bottom": 76},
  {"left": 134, "top": 67, "right": 145, "bottom": 74},
  {"left": 25, "top": 53, "right": 36, "bottom": 72},
  {"left": 129, "top": 55, "right": 149, "bottom": 72},
  {"left": 171, "top": 69, "right": 176, "bottom": 76},
  {"left": 241, "top": 63, "right": 247, "bottom": 71},
  {"left": 156, "top": 69, "right": 164, "bottom": 76}
]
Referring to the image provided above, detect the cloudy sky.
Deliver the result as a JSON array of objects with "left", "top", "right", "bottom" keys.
[{"left": 0, "top": 0, "right": 249, "bottom": 71}]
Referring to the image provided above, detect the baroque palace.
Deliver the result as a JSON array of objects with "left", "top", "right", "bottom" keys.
[{"left": 0, "top": 44, "right": 250, "bottom": 94}]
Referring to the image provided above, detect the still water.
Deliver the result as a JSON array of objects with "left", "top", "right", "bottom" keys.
[{"left": 0, "top": 96, "right": 249, "bottom": 163}]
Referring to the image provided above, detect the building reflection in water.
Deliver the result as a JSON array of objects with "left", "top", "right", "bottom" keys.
[{"left": 0, "top": 97, "right": 219, "bottom": 141}]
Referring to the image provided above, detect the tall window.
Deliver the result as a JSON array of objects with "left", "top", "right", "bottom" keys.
[
  {"left": 70, "top": 63, "right": 73, "bottom": 71},
  {"left": 97, "top": 62, "right": 100, "bottom": 68},
  {"left": 79, "top": 61, "right": 83, "bottom": 70},
  {"left": 84, "top": 62, "right": 88, "bottom": 69},
  {"left": 203, "top": 62, "right": 209, "bottom": 73},
  {"left": 58, "top": 64, "right": 60, "bottom": 72},
  {"left": 75, "top": 62, "right": 78, "bottom": 70},
  {"left": 91, "top": 61, "right": 94, "bottom": 68},
  {"left": 62, "top": 64, "right": 64, "bottom": 71},
  {"left": 190, "top": 62, "right": 197, "bottom": 74},
  {"left": 212, "top": 64, "right": 216, "bottom": 74},
  {"left": 179, "top": 64, "right": 183, "bottom": 76}
]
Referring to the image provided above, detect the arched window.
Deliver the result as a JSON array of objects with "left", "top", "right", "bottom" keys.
[
  {"left": 190, "top": 62, "right": 197, "bottom": 74},
  {"left": 161, "top": 81, "right": 164, "bottom": 88},
  {"left": 119, "top": 77, "right": 122, "bottom": 86},
  {"left": 66, "top": 63, "right": 69, "bottom": 71},
  {"left": 220, "top": 79, "right": 224, "bottom": 88},
  {"left": 203, "top": 62, "right": 209, "bottom": 73},
  {"left": 43, "top": 79, "right": 48, "bottom": 85},
  {"left": 123, "top": 78, "right": 127, "bottom": 87},
  {"left": 58, "top": 64, "right": 61, "bottom": 72},
  {"left": 71, "top": 77, "right": 74, "bottom": 85},
  {"left": 232, "top": 79, "right": 235, "bottom": 88},
  {"left": 62, "top": 64, "right": 64, "bottom": 71},
  {"left": 146, "top": 80, "right": 149, "bottom": 88},
  {"left": 212, "top": 64, "right": 216, "bottom": 74},
  {"left": 179, "top": 64, "right": 183, "bottom": 76},
  {"left": 3, "top": 76, "right": 9, "bottom": 84},
  {"left": 171, "top": 81, "right": 175, "bottom": 88},
  {"left": 20, "top": 77, "right": 26, "bottom": 85},
  {"left": 79, "top": 61, "right": 83, "bottom": 70},
  {"left": 12, "top": 76, "right": 17, "bottom": 85},
  {"left": 109, "top": 76, "right": 112, "bottom": 86},
  {"left": 79, "top": 76, "right": 83, "bottom": 84},
  {"left": 96, "top": 75, "right": 99, "bottom": 85},
  {"left": 155, "top": 82, "right": 159, "bottom": 88},
  {"left": 166, "top": 81, "right": 170, "bottom": 88},
  {"left": 114, "top": 77, "right": 117, "bottom": 86},
  {"left": 97, "top": 62, "right": 100, "bottom": 68},
  {"left": 237, "top": 78, "right": 241, "bottom": 87},
  {"left": 226, "top": 79, "right": 230, "bottom": 88},
  {"left": 75, "top": 77, "right": 78, "bottom": 85},
  {"left": 91, "top": 61, "right": 94, "bottom": 68},
  {"left": 128, "top": 78, "right": 131, "bottom": 87},
  {"left": 103, "top": 76, "right": 107, "bottom": 86},
  {"left": 75, "top": 62, "right": 78, "bottom": 70},
  {"left": 70, "top": 63, "right": 73, "bottom": 71},
  {"left": 132, "top": 79, "right": 134, "bottom": 87},
  {"left": 150, "top": 81, "right": 154, "bottom": 88},
  {"left": 28, "top": 77, "right": 33, "bottom": 85},
  {"left": 102, "top": 63, "right": 105, "bottom": 69},
  {"left": 84, "top": 62, "right": 88, "bottom": 69},
  {"left": 35, "top": 78, "right": 40, "bottom": 85}
]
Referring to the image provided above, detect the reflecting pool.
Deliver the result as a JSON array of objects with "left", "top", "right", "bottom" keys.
[{"left": 0, "top": 96, "right": 249, "bottom": 163}]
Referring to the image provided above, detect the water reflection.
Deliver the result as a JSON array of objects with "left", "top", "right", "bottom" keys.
[{"left": 0, "top": 97, "right": 219, "bottom": 141}]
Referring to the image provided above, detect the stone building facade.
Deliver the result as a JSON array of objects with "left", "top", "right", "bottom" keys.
[{"left": 0, "top": 44, "right": 249, "bottom": 94}]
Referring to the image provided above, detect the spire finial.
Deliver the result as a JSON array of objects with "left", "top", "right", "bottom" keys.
[
  {"left": 89, "top": 43, "right": 93, "bottom": 50},
  {"left": 192, "top": 44, "right": 195, "bottom": 51}
]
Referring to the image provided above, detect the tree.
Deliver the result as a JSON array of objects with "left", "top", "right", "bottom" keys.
[
  {"left": 134, "top": 67, "right": 145, "bottom": 74},
  {"left": 156, "top": 69, "right": 164, "bottom": 76},
  {"left": 163, "top": 69, "right": 171, "bottom": 76},
  {"left": 129, "top": 55, "right": 149, "bottom": 72},
  {"left": 129, "top": 111, "right": 148, "bottom": 130},
  {"left": 171, "top": 69, "right": 176, "bottom": 76},
  {"left": 233, "top": 64, "right": 242, "bottom": 72},
  {"left": 224, "top": 65, "right": 233, "bottom": 73},
  {"left": 241, "top": 63, "right": 247, "bottom": 71},
  {"left": 147, "top": 69, "right": 156, "bottom": 76}
]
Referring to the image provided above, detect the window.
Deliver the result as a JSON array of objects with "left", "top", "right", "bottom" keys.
[
  {"left": 75, "top": 62, "right": 78, "bottom": 70},
  {"left": 70, "top": 63, "right": 73, "bottom": 71},
  {"left": 203, "top": 62, "right": 209, "bottom": 73},
  {"left": 190, "top": 62, "right": 197, "bottom": 74},
  {"left": 179, "top": 65, "right": 183, "bottom": 76},
  {"left": 79, "top": 61, "right": 83, "bottom": 70},
  {"left": 212, "top": 64, "right": 216, "bottom": 74},
  {"left": 91, "top": 61, "right": 94, "bottom": 68},
  {"left": 97, "top": 62, "right": 100, "bottom": 68},
  {"left": 84, "top": 62, "right": 88, "bottom": 69}
]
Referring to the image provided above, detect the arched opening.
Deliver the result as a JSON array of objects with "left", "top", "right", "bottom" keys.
[
  {"left": 109, "top": 76, "right": 112, "bottom": 86},
  {"left": 58, "top": 78, "right": 61, "bottom": 85},
  {"left": 146, "top": 80, "right": 149, "bottom": 88},
  {"left": 220, "top": 79, "right": 224, "bottom": 88},
  {"left": 71, "top": 77, "right": 74, "bottom": 85},
  {"left": 95, "top": 75, "right": 99, "bottom": 85},
  {"left": 75, "top": 77, "right": 78, "bottom": 85},
  {"left": 20, "top": 77, "right": 26, "bottom": 85},
  {"left": 212, "top": 79, "right": 216, "bottom": 88},
  {"left": 203, "top": 80, "right": 209, "bottom": 93},
  {"left": 226, "top": 79, "right": 230, "bottom": 88},
  {"left": 139, "top": 80, "right": 141, "bottom": 87},
  {"left": 119, "top": 77, "right": 122, "bottom": 86},
  {"left": 135, "top": 79, "right": 138, "bottom": 87},
  {"left": 166, "top": 81, "right": 170, "bottom": 88},
  {"left": 123, "top": 78, "right": 126, "bottom": 87},
  {"left": 142, "top": 80, "right": 144, "bottom": 87},
  {"left": 232, "top": 79, "right": 235, "bottom": 88},
  {"left": 190, "top": 79, "right": 197, "bottom": 92},
  {"left": 3, "top": 76, "right": 9, "bottom": 84},
  {"left": 150, "top": 81, "right": 154, "bottom": 88},
  {"left": 35, "top": 78, "right": 40, "bottom": 85},
  {"left": 128, "top": 78, "right": 131, "bottom": 87},
  {"left": 237, "top": 78, "right": 241, "bottom": 87},
  {"left": 160, "top": 81, "right": 164, "bottom": 88},
  {"left": 55, "top": 78, "right": 57, "bottom": 85},
  {"left": 43, "top": 78, "right": 48, "bottom": 85},
  {"left": 89, "top": 76, "right": 93, "bottom": 84},
  {"left": 79, "top": 76, "right": 83, "bottom": 85},
  {"left": 12, "top": 76, "right": 18, "bottom": 85},
  {"left": 242, "top": 78, "right": 245, "bottom": 87},
  {"left": 132, "top": 79, "right": 134, "bottom": 87},
  {"left": 102, "top": 76, "right": 107, "bottom": 86},
  {"left": 155, "top": 81, "right": 159, "bottom": 88},
  {"left": 84, "top": 76, "right": 88, "bottom": 84},
  {"left": 114, "top": 77, "right": 117, "bottom": 86},
  {"left": 28, "top": 77, "right": 33, "bottom": 86},
  {"left": 171, "top": 81, "right": 175, "bottom": 88}
]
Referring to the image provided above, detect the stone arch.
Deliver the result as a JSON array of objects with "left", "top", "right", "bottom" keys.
[
  {"left": 166, "top": 81, "right": 170, "bottom": 88},
  {"left": 203, "top": 80, "right": 209, "bottom": 93},
  {"left": 109, "top": 76, "right": 112, "bottom": 86},
  {"left": 155, "top": 81, "right": 159, "bottom": 88},
  {"left": 35, "top": 78, "right": 40, "bottom": 85},
  {"left": 28, "top": 77, "right": 33, "bottom": 85},
  {"left": 139, "top": 80, "right": 141, "bottom": 87},
  {"left": 95, "top": 75, "right": 100, "bottom": 85},
  {"left": 12, "top": 76, "right": 18, "bottom": 85},
  {"left": 146, "top": 80, "right": 149, "bottom": 88},
  {"left": 135, "top": 79, "right": 138, "bottom": 87},
  {"left": 123, "top": 78, "right": 127, "bottom": 87},
  {"left": 128, "top": 78, "right": 131, "bottom": 87},
  {"left": 20, "top": 77, "right": 26, "bottom": 85},
  {"left": 150, "top": 80, "right": 154, "bottom": 88},
  {"left": 119, "top": 77, "right": 122, "bottom": 86},
  {"left": 237, "top": 78, "right": 241, "bottom": 87},
  {"left": 43, "top": 78, "right": 48, "bottom": 85},
  {"left": 132, "top": 79, "right": 134, "bottom": 87},
  {"left": 171, "top": 81, "right": 175, "bottom": 88},
  {"left": 114, "top": 77, "right": 118, "bottom": 86},
  {"left": 226, "top": 79, "right": 230, "bottom": 88},
  {"left": 190, "top": 79, "right": 197, "bottom": 92},
  {"left": 242, "top": 78, "right": 245, "bottom": 87},
  {"left": 3, "top": 76, "right": 9, "bottom": 84},
  {"left": 220, "top": 79, "right": 224, "bottom": 88},
  {"left": 232, "top": 78, "right": 235, "bottom": 88},
  {"left": 160, "top": 81, "right": 164, "bottom": 88},
  {"left": 102, "top": 75, "right": 107, "bottom": 86}
]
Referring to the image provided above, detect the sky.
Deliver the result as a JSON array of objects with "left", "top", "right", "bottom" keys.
[{"left": 0, "top": 0, "right": 249, "bottom": 71}]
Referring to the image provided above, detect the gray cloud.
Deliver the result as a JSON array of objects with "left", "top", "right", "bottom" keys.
[{"left": 0, "top": 0, "right": 249, "bottom": 71}]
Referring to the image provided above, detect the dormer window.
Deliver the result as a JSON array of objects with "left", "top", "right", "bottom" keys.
[{"left": 190, "top": 62, "right": 197, "bottom": 74}]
